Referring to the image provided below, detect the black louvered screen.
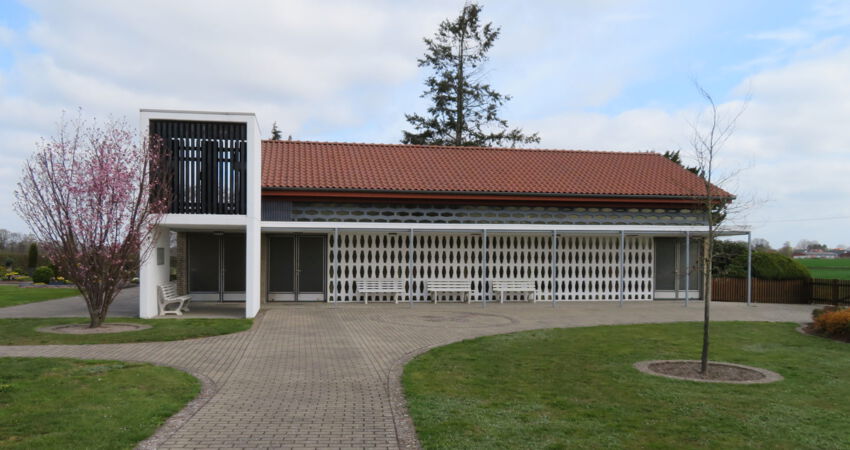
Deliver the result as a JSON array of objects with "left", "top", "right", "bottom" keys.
[{"left": 151, "top": 120, "right": 247, "bottom": 215}]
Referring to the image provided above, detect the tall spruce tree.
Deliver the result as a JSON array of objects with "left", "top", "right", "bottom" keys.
[
  {"left": 27, "top": 242, "right": 38, "bottom": 270},
  {"left": 270, "top": 122, "right": 282, "bottom": 140},
  {"left": 402, "top": 2, "right": 539, "bottom": 147}
]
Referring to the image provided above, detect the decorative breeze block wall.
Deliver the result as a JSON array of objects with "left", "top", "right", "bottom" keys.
[{"left": 328, "top": 232, "right": 653, "bottom": 302}]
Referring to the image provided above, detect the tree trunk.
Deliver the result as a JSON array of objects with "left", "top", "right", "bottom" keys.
[
  {"left": 89, "top": 313, "right": 104, "bottom": 328},
  {"left": 700, "top": 236, "right": 712, "bottom": 373},
  {"left": 454, "top": 27, "right": 465, "bottom": 146},
  {"left": 83, "top": 287, "right": 114, "bottom": 328}
]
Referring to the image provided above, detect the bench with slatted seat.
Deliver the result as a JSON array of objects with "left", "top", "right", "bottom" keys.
[
  {"left": 157, "top": 281, "right": 191, "bottom": 316},
  {"left": 426, "top": 279, "right": 474, "bottom": 303},
  {"left": 356, "top": 279, "right": 406, "bottom": 304},
  {"left": 491, "top": 279, "right": 537, "bottom": 303}
]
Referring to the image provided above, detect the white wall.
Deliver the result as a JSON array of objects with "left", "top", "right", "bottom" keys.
[
  {"left": 138, "top": 109, "right": 262, "bottom": 318},
  {"left": 139, "top": 226, "right": 171, "bottom": 318},
  {"left": 245, "top": 114, "right": 262, "bottom": 318}
]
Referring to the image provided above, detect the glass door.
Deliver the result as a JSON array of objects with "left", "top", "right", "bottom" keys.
[
  {"left": 187, "top": 233, "right": 246, "bottom": 301},
  {"left": 296, "top": 236, "right": 326, "bottom": 301},
  {"left": 654, "top": 237, "right": 701, "bottom": 300},
  {"left": 268, "top": 235, "right": 326, "bottom": 301}
]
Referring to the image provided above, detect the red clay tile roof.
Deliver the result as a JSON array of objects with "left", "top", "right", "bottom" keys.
[{"left": 261, "top": 141, "right": 732, "bottom": 199}]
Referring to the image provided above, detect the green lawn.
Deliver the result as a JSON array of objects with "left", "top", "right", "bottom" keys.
[
  {"left": 0, "top": 285, "right": 80, "bottom": 308},
  {"left": 797, "top": 258, "right": 850, "bottom": 280},
  {"left": 0, "top": 357, "right": 199, "bottom": 449},
  {"left": 403, "top": 322, "right": 850, "bottom": 449},
  {"left": 0, "top": 318, "right": 252, "bottom": 345}
]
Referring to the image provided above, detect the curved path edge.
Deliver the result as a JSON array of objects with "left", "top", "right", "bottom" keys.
[{"left": 0, "top": 301, "right": 816, "bottom": 449}]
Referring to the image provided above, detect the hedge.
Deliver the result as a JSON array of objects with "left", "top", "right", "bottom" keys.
[{"left": 713, "top": 241, "right": 811, "bottom": 280}]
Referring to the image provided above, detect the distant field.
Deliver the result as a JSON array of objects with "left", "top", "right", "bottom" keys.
[{"left": 797, "top": 258, "right": 850, "bottom": 280}]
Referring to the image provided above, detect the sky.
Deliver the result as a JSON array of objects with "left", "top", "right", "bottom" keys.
[{"left": 0, "top": 0, "right": 848, "bottom": 248}]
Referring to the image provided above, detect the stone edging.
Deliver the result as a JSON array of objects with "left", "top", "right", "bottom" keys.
[
  {"left": 136, "top": 309, "right": 266, "bottom": 449},
  {"left": 633, "top": 359, "right": 783, "bottom": 384},
  {"left": 135, "top": 366, "right": 218, "bottom": 450},
  {"left": 37, "top": 323, "right": 152, "bottom": 334},
  {"left": 387, "top": 345, "right": 430, "bottom": 449}
]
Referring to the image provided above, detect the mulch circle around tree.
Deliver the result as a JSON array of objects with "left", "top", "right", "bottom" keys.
[
  {"left": 634, "top": 360, "right": 783, "bottom": 384},
  {"left": 37, "top": 323, "right": 152, "bottom": 335}
]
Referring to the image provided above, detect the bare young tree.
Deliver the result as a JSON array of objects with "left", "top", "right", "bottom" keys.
[
  {"left": 14, "top": 113, "right": 169, "bottom": 327},
  {"left": 689, "top": 83, "right": 748, "bottom": 373}
]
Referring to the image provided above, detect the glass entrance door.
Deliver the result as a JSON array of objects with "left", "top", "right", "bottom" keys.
[
  {"left": 187, "top": 233, "right": 246, "bottom": 301},
  {"left": 654, "top": 237, "right": 701, "bottom": 300},
  {"left": 268, "top": 235, "right": 326, "bottom": 301}
]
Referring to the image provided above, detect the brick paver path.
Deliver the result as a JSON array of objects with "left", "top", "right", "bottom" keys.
[{"left": 0, "top": 301, "right": 815, "bottom": 449}]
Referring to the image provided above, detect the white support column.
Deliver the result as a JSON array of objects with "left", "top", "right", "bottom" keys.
[
  {"left": 685, "top": 231, "right": 690, "bottom": 307},
  {"left": 244, "top": 114, "right": 262, "bottom": 319},
  {"left": 408, "top": 229, "right": 414, "bottom": 306},
  {"left": 619, "top": 230, "right": 625, "bottom": 307},
  {"left": 245, "top": 223, "right": 261, "bottom": 318},
  {"left": 551, "top": 230, "right": 557, "bottom": 307},
  {"left": 747, "top": 232, "right": 753, "bottom": 306},
  {"left": 482, "top": 230, "right": 487, "bottom": 306},
  {"left": 333, "top": 228, "right": 339, "bottom": 307},
  {"left": 139, "top": 226, "right": 170, "bottom": 318}
]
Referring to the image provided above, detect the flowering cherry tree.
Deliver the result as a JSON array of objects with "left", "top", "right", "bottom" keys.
[{"left": 14, "top": 113, "right": 169, "bottom": 327}]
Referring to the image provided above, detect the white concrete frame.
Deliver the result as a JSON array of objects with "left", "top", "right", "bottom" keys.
[
  {"left": 138, "top": 110, "right": 262, "bottom": 318},
  {"left": 138, "top": 110, "right": 754, "bottom": 317},
  {"left": 262, "top": 221, "right": 751, "bottom": 304}
]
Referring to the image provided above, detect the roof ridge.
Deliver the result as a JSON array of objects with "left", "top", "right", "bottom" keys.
[{"left": 261, "top": 139, "right": 659, "bottom": 156}]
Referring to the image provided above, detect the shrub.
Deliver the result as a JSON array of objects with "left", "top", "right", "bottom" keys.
[
  {"left": 32, "top": 265, "right": 54, "bottom": 284},
  {"left": 713, "top": 241, "right": 811, "bottom": 280},
  {"left": 812, "top": 305, "right": 842, "bottom": 320},
  {"left": 812, "top": 307, "right": 850, "bottom": 340}
]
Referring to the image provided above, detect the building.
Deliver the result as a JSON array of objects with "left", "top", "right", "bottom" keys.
[
  {"left": 138, "top": 109, "right": 747, "bottom": 318},
  {"left": 793, "top": 250, "right": 839, "bottom": 259}
]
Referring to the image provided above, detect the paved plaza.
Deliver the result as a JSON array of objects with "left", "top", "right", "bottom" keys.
[{"left": 0, "top": 293, "right": 815, "bottom": 449}]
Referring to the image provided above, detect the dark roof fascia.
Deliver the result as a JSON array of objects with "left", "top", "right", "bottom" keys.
[{"left": 262, "top": 186, "right": 736, "bottom": 202}]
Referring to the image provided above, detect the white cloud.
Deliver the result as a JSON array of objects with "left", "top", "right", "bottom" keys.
[
  {"left": 0, "top": 0, "right": 460, "bottom": 232},
  {"left": 0, "top": 25, "right": 14, "bottom": 46},
  {"left": 1, "top": 0, "right": 849, "bottom": 249},
  {"left": 747, "top": 29, "right": 810, "bottom": 43},
  {"left": 525, "top": 41, "right": 850, "bottom": 247}
]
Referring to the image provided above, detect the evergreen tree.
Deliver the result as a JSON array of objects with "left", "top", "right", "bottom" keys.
[
  {"left": 27, "top": 242, "right": 38, "bottom": 270},
  {"left": 662, "top": 150, "right": 700, "bottom": 175},
  {"left": 402, "top": 2, "right": 539, "bottom": 147},
  {"left": 270, "top": 122, "right": 282, "bottom": 140}
]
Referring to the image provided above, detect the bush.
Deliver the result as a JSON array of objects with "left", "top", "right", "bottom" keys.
[
  {"left": 32, "top": 266, "right": 54, "bottom": 284},
  {"left": 812, "top": 307, "right": 850, "bottom": 340},
  {"left": 713, "top": 241, "right": 811, "bottom": 280},
  {"left": 812, "top": 305, "right": 842, "bottom": 320}
]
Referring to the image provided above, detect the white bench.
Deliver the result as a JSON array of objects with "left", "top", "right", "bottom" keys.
[
  {"left": 491, "top": 279, "right": 538, "bottom": 303},
  {"left": 427, "top": 280, "right": 474, "bottom": 303},
  {"left": 157, "top": 282, "right": 191, "bottom": 316},
  {"left": 356, "top": 279, "right": 405, "bottom": 304}
]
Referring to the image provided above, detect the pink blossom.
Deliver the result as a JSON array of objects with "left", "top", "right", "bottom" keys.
[{"left": 13, "top": 111, "right": 168, "bottom": 327}]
